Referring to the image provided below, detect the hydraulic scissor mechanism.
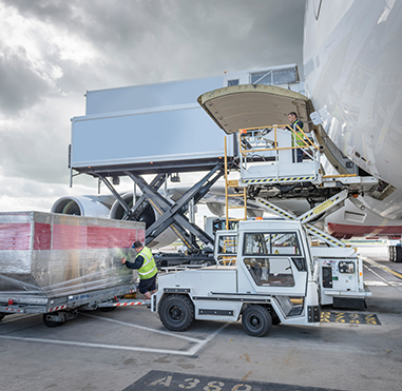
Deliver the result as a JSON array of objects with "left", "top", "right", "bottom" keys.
[{"left": 98, "top": 162, "right": 225, "bottom": 252}]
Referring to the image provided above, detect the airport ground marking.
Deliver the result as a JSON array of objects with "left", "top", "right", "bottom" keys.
[
  {"left": 362, "top": 256, "right": 402, "bottom": 280},
  {"left": 124, "top": 370, "right": 345, "bottom": 391},
  {"left": 82, "top": 312, "right": 202, "bottom": 343},
  {"left": 185, "top": 323, "right": 229, "bottom": 356},
  {"left": 363, "top": 263, "right": 392, "bottom": 287},
  {"left": 0, "top": 335, "right": 198, "bottom": 356},
  {"left": 363, "top": 261, "right": 401, "bottom": 288},
  {"left": 364, "top": 280, "right": 402, "bottom": 287},
  {"left": 0, "top": 314, "right": 229, "bottom": 356}
]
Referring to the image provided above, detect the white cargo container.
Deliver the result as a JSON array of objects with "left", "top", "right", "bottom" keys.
[{"left": 70, "top": 65, "right": 302, "bottom": 177}]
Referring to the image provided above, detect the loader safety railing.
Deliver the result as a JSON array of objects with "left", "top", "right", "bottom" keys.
[
  {"left": 236, "top": 124, "right": 321, "bottom": 186},
  {"left": 224, "top": 137, "right": 247, "bottom": 230},
  {"left": 239, "top": 123, "right": 319, "bottom": 162}
]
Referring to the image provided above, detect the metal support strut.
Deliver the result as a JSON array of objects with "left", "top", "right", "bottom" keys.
[{"left": 96, "top": 162, "right": 223, "bottom": 251}]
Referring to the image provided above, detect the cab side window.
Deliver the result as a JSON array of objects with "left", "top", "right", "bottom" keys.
[
  {"left": 243, "top": 232, "right": 301, "bottom": 287},
  {"left": 216, "top": 234, "right": 238, "bottom": 266}
]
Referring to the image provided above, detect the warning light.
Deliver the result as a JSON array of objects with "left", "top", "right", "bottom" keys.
[
  {"left": 8, "top": 298, "right": 13, "bottom": 305},
  {"left": 352, "top": 194, "right": 359, "bottom": 198},
  {"left": 240, "top": 129, "right": 247, "bottom": 134},
  {"left": 255, "top": 217, "right": 263, "bottom": 221}
]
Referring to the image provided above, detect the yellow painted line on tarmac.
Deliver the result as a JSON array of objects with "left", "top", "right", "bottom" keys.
[{"left": 361, "top": 256, "right": 402, "bottom": 280}]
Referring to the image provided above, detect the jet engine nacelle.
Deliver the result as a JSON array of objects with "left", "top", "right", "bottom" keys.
[
  {"left": 109, "top": 192, "right": 178, "bottom": 249},
  {"left": 51, "top": 195, "right": 115, "bottom": 218}
]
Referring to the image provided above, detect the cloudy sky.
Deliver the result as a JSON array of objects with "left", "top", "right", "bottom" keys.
[{"left": 0, "top": 0, "right": 305, "bottom": 216}]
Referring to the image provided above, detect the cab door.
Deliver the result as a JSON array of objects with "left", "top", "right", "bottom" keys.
[
  {"left": 214, "top": 231, "right": 238, "bottom": 266},
  {"left": 237, "top": 231, "right": 308, "bottom": 296}
]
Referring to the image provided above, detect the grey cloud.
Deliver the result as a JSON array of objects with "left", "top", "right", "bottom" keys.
[
  {"left": 1, "top": 0, "right": 76, "bottom": 26},
  {"left": 1, "top": 0, "right": 305, "bottom": 94},
  {"left": 0, "top": 129, "right": 69, "bottom": 183},
  {"left": 0, "top": 0, "right": 306, "bottom": 199},
  {"left": 0, "top": 47, "right": 52, "bottom": 115}
]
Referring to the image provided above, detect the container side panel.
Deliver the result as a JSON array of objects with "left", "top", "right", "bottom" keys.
[
  {"left": 31, "top": 249, "right": 134, "bottom": 297},
  {"left": 52, "top": 224, "right": 141, "bottom": 250},
  {"left": 0, "top": 223, "right": 31, "bottom": 251},
  {"left": 0, "top": 252, "right": 32, "bottom": 274},
  {"left": 71, "top": 107, "right": 225, "bottom": 169},
  {"left": 33, "top": 223, "right": 52, "bottom": 251},
  {"left": 86, "top": 77, "right": 223, "bottom": 115}
]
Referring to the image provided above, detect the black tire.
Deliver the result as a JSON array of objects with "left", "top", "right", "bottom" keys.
[
  {"left": 99, "top": 306, "right": 117, "bottom": 312},
  {"left": 42, "top": 312, "right": 65, "bottom": 328},
  {"left": 242, "top": 305, "right": 272, "bottom": 337},
  {"left": 389, "top": 246, "right": 402, "bottom": 262},
  {"left": 388, "top": 246, "right": 395, "bottom": 262},
  {"left": 0, "top": 313, "right": 5, "bottom": 321},
  {"left": 396, "top": 246, "right": 402, "bottom": 263},
  {"left": 159, "top": 294, "right": 194, "bottom": 332}
]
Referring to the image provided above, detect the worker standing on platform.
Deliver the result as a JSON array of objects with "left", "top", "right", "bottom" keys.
[
  {"left": 121, "top": 241, "right": 157, "bottom": 299},
  {"left": 287, "top": 112, "right": 304, "bottom": 163}
]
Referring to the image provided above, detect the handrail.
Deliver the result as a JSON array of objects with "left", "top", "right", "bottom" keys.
[{"left": 239, "top": 124, "right": 319, "bottom": 155}]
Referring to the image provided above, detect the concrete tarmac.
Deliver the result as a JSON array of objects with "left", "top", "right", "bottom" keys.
[{"left": 0, "top": 244, "right": 401, "bottom": 391}]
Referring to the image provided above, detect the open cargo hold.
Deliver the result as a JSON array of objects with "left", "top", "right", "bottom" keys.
[{"left": 0, "top": 212, "right": 146, "bottom": 326}]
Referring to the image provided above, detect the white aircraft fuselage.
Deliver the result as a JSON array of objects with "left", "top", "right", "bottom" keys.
[{"left": 304, "top": 0, "right": 402, "bottom": 236}]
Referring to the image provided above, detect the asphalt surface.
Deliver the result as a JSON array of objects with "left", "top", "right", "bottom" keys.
[{"left": 0, "top": 244, "right": 401, "bottom": 391}]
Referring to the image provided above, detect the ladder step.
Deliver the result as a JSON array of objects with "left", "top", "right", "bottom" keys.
[
  {"left": 228, "top": 193, "right": 245, "bottom": 197},
  {"left": 228, "top": 206, "right": 246, "bottom": 209}
]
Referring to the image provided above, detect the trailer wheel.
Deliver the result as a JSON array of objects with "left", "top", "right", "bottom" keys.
[
  {"left": 0, "top": 313, "right": 5, "bottom": 321},
  {"left": 42, "top": 313, "right": 65, "bottom": 328},
  {"left": 159, "top": 294, "right": 194, "bottom": 332},
  {"left": 242, "top": 305, "right": 272, "bottom": 337}
]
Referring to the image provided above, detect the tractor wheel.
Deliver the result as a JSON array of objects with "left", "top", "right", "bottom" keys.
[
  {"left": 159, "top": 295, "right": 194, "bottom": 332},
  {"left": 242, "top": 305, "right": 272, "bottom": 337}
]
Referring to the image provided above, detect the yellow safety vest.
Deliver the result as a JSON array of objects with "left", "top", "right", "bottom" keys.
[
  {"left": 136, "top": 247, "right": 157, "bottom": 280},
  {"left": 292, "top": 119, "right": 305, "bottom": 147}
]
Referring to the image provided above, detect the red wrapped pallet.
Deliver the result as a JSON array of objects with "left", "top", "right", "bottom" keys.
[{"left": 0, "top": 212, "right": 145, "bottom": 298}]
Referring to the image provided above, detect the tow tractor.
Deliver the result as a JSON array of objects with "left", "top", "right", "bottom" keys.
[
  {"left": 152, "top": 211, "right": 370, "bottom": 337},
  {"left": 151, "top": 85, "right": 377, "bottom": 337}
]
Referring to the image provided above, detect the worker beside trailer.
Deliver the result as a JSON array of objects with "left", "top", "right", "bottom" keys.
[{"left": 121, "top": 241, "right": 158, "bottom": 300}]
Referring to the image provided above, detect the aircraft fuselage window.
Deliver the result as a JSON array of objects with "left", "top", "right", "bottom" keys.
[{"left": 251, "top": 66, "right": 298, "bottom": 86}]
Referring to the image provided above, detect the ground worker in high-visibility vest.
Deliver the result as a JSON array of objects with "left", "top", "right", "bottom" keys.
[
  {"left": 287, "top": 112, "right": 305, "bottom": 163},
  {"left": 121, "top": 240, "right": 157, "bottom": 299}
]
